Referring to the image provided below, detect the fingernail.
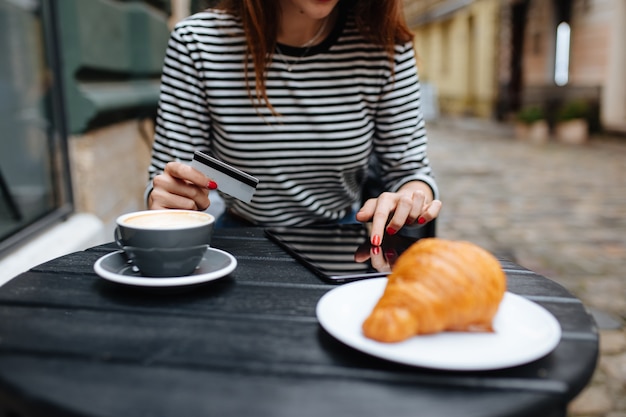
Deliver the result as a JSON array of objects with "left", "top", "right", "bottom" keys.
[
  {"left": 207, "top": 180, "right": 218, "bottom": 190},
  {"left": 386, "top": 227, "right": 396, "bottom": 235},
  {"left": 371, "top": 234, "right": 381, "bottom": 246},
  {"left": 372, "top": 246, "right": 381, "bottom": 255},
  {"left": 418, "top": 217, "right": 426, "bottom": 225}
]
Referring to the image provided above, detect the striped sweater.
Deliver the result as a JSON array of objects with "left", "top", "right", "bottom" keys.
[{"left": 149, "top": 8, "right": 438, "bottom": 226}]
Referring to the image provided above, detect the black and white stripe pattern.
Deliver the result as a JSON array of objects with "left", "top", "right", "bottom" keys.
[{"left": 149, "top": 8, "right": 438, "bottom": 226}]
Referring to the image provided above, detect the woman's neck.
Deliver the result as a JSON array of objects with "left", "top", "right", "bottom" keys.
[{"left": 277, "top": 6, "right": 338, "bottom": 47}]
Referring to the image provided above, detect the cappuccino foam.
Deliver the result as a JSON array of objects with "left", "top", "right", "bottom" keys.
[{"left": 123, "top": 211, "right": 212, "bottom": 229}]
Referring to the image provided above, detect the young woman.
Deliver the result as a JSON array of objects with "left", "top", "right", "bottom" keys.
[{"left": 147, "top": 0, "right": 442, "bottom": 246}]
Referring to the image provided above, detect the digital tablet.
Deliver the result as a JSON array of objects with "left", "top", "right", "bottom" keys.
[{"left": 264, "top": 224, "right": 417, "bottom": 283}]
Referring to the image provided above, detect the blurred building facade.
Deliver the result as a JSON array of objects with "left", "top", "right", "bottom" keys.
[{"left": 404, "top": 0, "right": 626, "bottom": 133}]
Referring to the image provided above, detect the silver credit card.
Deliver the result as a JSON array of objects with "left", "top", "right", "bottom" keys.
[{"left": 191, "top": 151, "right": 259, "bottom": 203}]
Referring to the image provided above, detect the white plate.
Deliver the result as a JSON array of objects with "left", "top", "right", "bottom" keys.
[
  {"left": 316, "top": 278, "right": 561, "bottom": 371},
  {"left": 94, "top": 248, "right": 237, "bottom": 287}
]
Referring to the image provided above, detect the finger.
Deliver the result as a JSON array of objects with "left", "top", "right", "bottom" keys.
[
  {"left": 417, "top": 199, "right": 443, "bottom": 225},
  {"left": 369, "top": 193, "right": 395, "bottom": 246},
  {"left": 152, "top": 170, "right": 211, "bottom": 211},
  {"left": 404, "top": 190, "right": 428, "bottom": 225},
  {"left": 165, "top": 162, "right": 211, "bottom": 189},
  {"left": 149, "top": 185, "right": 200, "bottom": 210},
  {"left": 355, "top": 198, "right": 377, "bottom": 223},
  {"left": 386, "top": 191, "right": 426, "bottom": 234}
]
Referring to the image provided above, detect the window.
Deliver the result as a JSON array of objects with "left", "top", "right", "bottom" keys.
[
  {"left": 554, "top": 21, "right": 571, "bottom": 86},
  {"left": 0, "top": 0, "right": 72, "bottom": 254}
]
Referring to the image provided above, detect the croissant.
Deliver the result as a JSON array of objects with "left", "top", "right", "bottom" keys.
[{"left": 362, "top": 238, "right": 506, "bottom": 343}]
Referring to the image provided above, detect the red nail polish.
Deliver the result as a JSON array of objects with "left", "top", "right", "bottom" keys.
[
  {"left": 418, "top": 217, "right": 426, "bottom": 225},
  {"left": 207, "top": 180, "right": 218, "bottom": 190},
  {"left": 372, "top": 246, "right": 381, "bottom": 255},
  {"left": 386, "top": 227, "right": 396, "bottom": 235},
  {"left": 371, "top": 234, "right": 381, "bottom": 247}
]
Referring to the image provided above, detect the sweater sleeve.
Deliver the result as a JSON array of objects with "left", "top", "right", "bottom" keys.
[
  {"left": 148, "top": 20, "right": 212, "bottom": 184},
  {"left": 373, "top": 41, "right": 439, "bottom": 200}
]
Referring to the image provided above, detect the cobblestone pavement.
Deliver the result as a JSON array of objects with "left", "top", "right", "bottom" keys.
[{"left": 425, "top": 118, "right": 626, "bottom": 417}]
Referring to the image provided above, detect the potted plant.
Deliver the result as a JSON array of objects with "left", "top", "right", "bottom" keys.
[
  {"left": 514, "top": 106, "right": 549, "bottom": 144},
  {"left": 555, "top": 100, "right": 590, "bottom": 145}
]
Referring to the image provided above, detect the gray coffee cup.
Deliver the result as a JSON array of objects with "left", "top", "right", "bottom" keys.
[{"left": 115, "top": 209, "right": 215, "bottom": 277}]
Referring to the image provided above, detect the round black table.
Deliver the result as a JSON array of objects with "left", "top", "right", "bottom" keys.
[{"left": 0, "top": 228, "right": 598, "bottom": 417}]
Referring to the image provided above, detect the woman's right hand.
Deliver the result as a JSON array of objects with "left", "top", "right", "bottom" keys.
[{"left": 148, "top": 162, "right": 216, "bottom": 210}]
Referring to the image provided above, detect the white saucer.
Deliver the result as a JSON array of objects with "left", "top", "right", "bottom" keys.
[{"left": 94, "top": 247, "right": 237, "bottom": 287}]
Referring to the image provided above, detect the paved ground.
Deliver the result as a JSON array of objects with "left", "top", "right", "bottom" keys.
[{"left": 425, "top": 118, "right": 626, "bottom": 417}]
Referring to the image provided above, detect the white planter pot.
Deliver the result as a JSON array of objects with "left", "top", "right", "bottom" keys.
[
  {"left": 515, "top": 120, "right": 550, "bottom": 144},
  {"left": 555, "top": 119, "right": 589, "bottom": 145}
]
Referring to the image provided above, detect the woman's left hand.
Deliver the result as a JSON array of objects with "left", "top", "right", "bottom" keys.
[{"left": 355, "top": 181, "right": 442, "bottom": 246}]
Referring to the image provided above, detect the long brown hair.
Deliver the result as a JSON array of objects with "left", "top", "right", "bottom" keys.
[{"left": 216, "top": 0, "right": 413, "bottom": 111}]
